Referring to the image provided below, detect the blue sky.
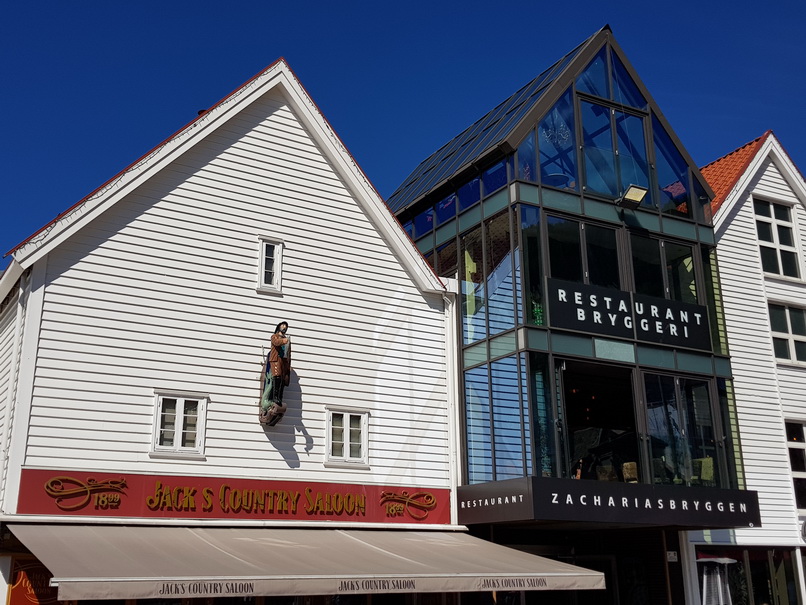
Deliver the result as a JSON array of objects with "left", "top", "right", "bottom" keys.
[{"left": 2, "top": 1, "right": 805, "bottom": 269}]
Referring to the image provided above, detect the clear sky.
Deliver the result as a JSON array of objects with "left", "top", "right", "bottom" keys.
[{"left": 2, "top": 1, "right": 805, "bottom": 269}]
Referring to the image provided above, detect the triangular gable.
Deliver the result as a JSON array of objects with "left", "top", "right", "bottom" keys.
[
  {"left": 388, "top": 26, "right": 715, "bottom": 216},
  {"left": 705, "top": 132, "right": 806, "bottom": 228},
  {"left": 7, "top": 60, "right": 443, "bottom": 295}
]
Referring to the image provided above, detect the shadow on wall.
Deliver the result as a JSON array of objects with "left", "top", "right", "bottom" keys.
[{"left": 262, "top": 369, "right": 313, "bottom": 468}]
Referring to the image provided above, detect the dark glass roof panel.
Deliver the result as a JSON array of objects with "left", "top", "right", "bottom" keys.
[
  {"left": 575, "top": 47, "right": 609, "bottom": 99},
  {"left": 611, "top": 51, "right": 646, "bottom": 109},
  {"left": 387, "top": 32, "right": 598, "bottom": 213}
]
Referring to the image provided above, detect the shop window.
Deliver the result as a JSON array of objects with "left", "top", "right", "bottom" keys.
[
  {"left": 517, "top": 131, "right": 536, "bottom": 182},
  {"left": 482, "top": 160, "right": 508, "bottom": 196},
  {"left": 644, "top": 374, "right": 719, "bottom": 487},
  {"left": 769, "top": 304, "right": 806, "bottom": 362},
  {"left": 562, "top": 360, "right": 640, "bottom": 482},
  {"left": 486, "top": 212, "right": 515, "bottom": 336},
  {"left": 461, "top": 226, "right": 485, "bottom": 345},
  {"left": 327, "top": 409, "right": 368, "bottom": 465},
  {"left": 539, "top": 90, "right": 577, "bottom": 190},
  {"left": 465, "top": 364, "right": 492, "bottom": 484},
  {"left": 520, "top": 205, "right": 544, "bottom": 325},
  {"left": 755, "top": 199, "right": 800, "bottom": 278},
  {"left": 258, "top": 237, "right": 283, "bottom": 293},
  {"left": 151, "top": 392, "right": 207, "bottom": 457},
  {"left": 457, "top": 177, "right": 481, "bottom": 212},
  {"left": 652, "top": 114, "right": 691, "bottom": 218}
]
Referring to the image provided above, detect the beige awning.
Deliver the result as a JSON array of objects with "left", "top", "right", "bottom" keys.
[{"left": 10, "top": 525, "right": 604, "bottom": 599}]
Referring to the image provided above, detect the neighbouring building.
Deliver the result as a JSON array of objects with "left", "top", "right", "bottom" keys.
[
  {"left": 682, "top": 131, "right": 806, "bottom": 604},
  {"left": 387, "top": 26, "right": 761, "bottom": 605},
  {"left": 0, "top": 60, "right": 604, "bottom": 605}
]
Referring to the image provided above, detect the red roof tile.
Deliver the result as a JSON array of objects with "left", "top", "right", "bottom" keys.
[{"left": 700, "top": 131, "right": 771, "bottom": 216}]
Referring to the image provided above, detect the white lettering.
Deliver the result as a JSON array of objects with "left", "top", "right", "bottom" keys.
[
  {"left": 594, "top": 496, "right": 601, "bottom": 506},
  {"left": 680, "top": 310, "right": 689, "bottom": 323},
  {"left": 669, "top": 324, "right": 678, "bottom": 336},
  {"left": 590, "top": 294, "right": 598, "bottom": 307},
  {"left": 574, "top": 292, "right": 583, "bottom": 305},
  {"left": 740, "top": 503, "right": 747, "bottom": 513},
  {"left": 705, "top": 502, "right": 712, "bottom": 511},
  {"left": 566, "top": 494, "right": 574, "bottom": 505},
  {"left": 717, "top": 502, "right": 724, "bottom": 512},
  {"left": 624, "top": 316, "right": 633, "bottom": 329},
  {"left": 681, "top": 500, "right": 688, "bottom": 510},
  {"left": 558, "top": 289, "right": 567, "bottom": 302},
  {"left": 603, "top": 297, "right": 612, "bottom": 309},
  {"left": 651, "top": 305, "right": 659, "bottom": 318},
  {"left": 577, "top": 309, "right": 586, "bottom": 321},
  {"left": 619, "top": 300, "right": 629, "bottom": 313},
  {"left": 593, "top": 311, "right": 602, "bottom": 324},
  {"left": 640, "top": 318, "right": 649, "bottom": 331},
  {"left": 551, "top": 493, "right": 558, "bottom": 504},
  {"left": 666, "top": 308, "right": 675, "bottom": 320},
  {"left": 656, "top": 321, "right": 664, "bottom": 334},
  {"left": 580, "top": 495, "right": 587, "bottom": 505},
  {"left": 694, "top": 313, "right": 703, "bottom": 325}
]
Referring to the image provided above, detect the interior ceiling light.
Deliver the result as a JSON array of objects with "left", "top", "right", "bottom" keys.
[{"left": 616, "top": 184, "right": 649, "bottom": 210}]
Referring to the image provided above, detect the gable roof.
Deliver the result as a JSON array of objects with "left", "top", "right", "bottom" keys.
[
  {"left": 702, "top": 131, "right": 806, "bottom": 221},
  {"left": 4, "top": 59, "right": 444, "bottom": 296},
  {"left": 386, "top": 26, "right": 714, "bottom": 215},
  {"left": 700, "top": 131, "right": 771, "bottom": 215}
]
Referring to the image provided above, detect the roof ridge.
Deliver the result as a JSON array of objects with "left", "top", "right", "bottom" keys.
[{"left": 701, "top": 131, "right": 771, "bottom": 215}]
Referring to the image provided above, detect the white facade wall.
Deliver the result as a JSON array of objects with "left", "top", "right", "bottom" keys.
[
  {"left": 16, "top": 89, "right": 451, "bottom": 492},
  {"left": 0, "top": 292, "right": 19, "bottom": 507},
  {"left": 711, "top": 156, "right": 806, "bottom": 547}
]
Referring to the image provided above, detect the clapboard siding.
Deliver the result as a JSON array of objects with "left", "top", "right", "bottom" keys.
[
  {"left": 0, "top": 298, "right": 17, "bottom": 504},
  {"left": 24, "top": 89, "right": 451, "bottom": 488},
  {"left": 713, "top": 158, "right": 806, "bottom": 545}
]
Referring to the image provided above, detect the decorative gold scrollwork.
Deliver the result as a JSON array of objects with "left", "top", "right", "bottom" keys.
[
  {"left": 379, "top": 491, "right": 437, "bottom": 520},
  {"left": 43, "top": 476, "right": 127, "bottom": 511}
]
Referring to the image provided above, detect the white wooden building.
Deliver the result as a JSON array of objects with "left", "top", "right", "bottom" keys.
[
  {"left": 684, "top": 131, "right": 806, "bottom": 605},
  {"left": 0, "top": 59, "right": 603, "bottom": 605}
]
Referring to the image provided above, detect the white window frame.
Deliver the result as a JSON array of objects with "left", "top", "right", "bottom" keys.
[
  {"left": 325, "top": 407, "right": 370, "bottom": 468},
  {"left": 257, "top": 236, "right": 284, "bottom": 294},
  {"left": 754, "top": 197, "right": 801, "bottom": 279},
  {"left": 785, "top": 421, "right": 806, "bottom": 510},
  {"left": 769, "top": 302, "right": 806, "bottom": 364},
  {"left": 150, "top": 390, "right": 208, "bottom": 459}
]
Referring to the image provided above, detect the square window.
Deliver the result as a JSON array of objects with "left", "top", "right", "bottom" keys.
[
  {"left": 152, "top": 392, "right": 207, "bottom": 456},
  {"left": 327, "top": 409, "right": 368, "bottom": 465},
  {"left": 258, "top": 237, "right": 284, "bottom": 293},
  {"left": 770, "top": 304, "right": 806, "bottom": 363}
]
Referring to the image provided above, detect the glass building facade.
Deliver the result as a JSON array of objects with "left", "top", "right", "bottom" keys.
[
  {"left": 397, "top": 45, "right": 739, "bottom": 494},
  {"left": 388, "top": 28, "right": 758, "bottom": 605}
]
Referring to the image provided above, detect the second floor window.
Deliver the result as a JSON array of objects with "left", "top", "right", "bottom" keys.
[
  {"left": 258, "top": 237, "right": 283, "bottom": 292},
  {"left": 769, "top": 304, "right": 806, "bottom": 362},
  {"left": 327, "top": 409, "right": 368, "bottom": 465},
  {"left": 152, "top": 392, "right": 207, "bottom": 457},
  {"left": 755, "top": 199, "right": 800, "bottom": 278}
]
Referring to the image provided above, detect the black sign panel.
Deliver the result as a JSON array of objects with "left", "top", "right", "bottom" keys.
[
  {"left": 458, "top": 477, "right": 761, "bottom": 528},
  {"left": 547, "top": 279, "right": 711, "bottom": 351}
]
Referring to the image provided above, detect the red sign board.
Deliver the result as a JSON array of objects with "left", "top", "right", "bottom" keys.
[
  {"left": 17, "top": 469, "right": 451, "bottom": 524},
  {"left": 8, "top": 558, "right": 59, "bottom": 605}
]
